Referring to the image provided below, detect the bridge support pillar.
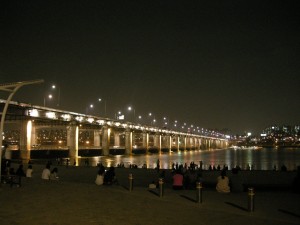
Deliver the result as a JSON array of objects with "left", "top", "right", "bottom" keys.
[
  {"left": 168, "top": 135, "right": 172, "bottom": 152},
  {"left": 125, "top": 129, "right": 132, "bottom": 155},
  {"left": 94, "top": 130, "right": 101, "bottom": 148},
  {"left": 67, "top": 123, "right": 78, "bottom": 159},
  {"left": 142, "top": 132, "right": 148, "bottom": 154},
  {"left": 175, "top": 135, "right": 180, "bottom": 152},
  {"left": 19, "top": 120, "right": 34, "bottom": 160},
  {"left": 102, "top": 126, "right": 109, "bottom": 156},
  {"left": 154, "top": 133, "right": 161, "bottom": 154},
  {"left": 114, "top": 131, "right": 120, "bottom": 146}
]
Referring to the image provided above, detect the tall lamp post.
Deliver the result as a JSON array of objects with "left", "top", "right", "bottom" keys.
[
  {"left": 0, "top": 79, "right": 44, "bottom": 183},
  {"left": 98, "top": 98, "right": 107, "bottom": 117},
  {"left": 128, "top": 106, "right": 135, "bottom": 122},
  {"left": 43, "top": 94, "right": 53, "bottom": 107},
  {"left": 51, "top": 84, "right": 60, "bottom": 107}
]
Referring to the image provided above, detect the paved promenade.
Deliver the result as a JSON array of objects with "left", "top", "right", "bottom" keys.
[{"left": 0, "top": 163, "right": 299, "bottom": 225}]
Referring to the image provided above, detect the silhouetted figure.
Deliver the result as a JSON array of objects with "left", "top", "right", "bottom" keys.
[
  {"left": 66, "top": 158, "right": 69, "bottom": 167},
  {"left": 16, "top": 164, "right": 26, "bottom": 177},
  {"left": 281, "top": 164, "right": 287, "bottom": 172},
  {"left": 156, "top": 159, "right": 160, "bottom": 172},
  {"left": 50, "top": 167, "right": 59, "bottom": 180},
  {"left": 85, "top": 158, "right": 89, "bottom": 166},
  {"left": 104, "top": 166, "right": 117, "bottom": 185}
]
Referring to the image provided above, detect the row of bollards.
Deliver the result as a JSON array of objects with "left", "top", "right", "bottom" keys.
[{"left": 127, "top": 174, "right": 255, "bottom": 212}]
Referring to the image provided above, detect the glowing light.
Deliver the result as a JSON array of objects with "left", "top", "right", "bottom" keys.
[
  {"left": 61, "top": 114, "right": 71, "bottom": 121},
  {"left": 75, "top": 116, "right": 84, "bottom": 122},
  {"left": 27, "top": 120, "right": 32, "bottom": 150},
  {"left": 87, "top": 118, "right": 94, "bottom": 123},
  {"left": 46, "top": 111, "right": 57, "bottom": 119},
  {"left": 28, "top": 109, "right": 39, "bottom": 117}
]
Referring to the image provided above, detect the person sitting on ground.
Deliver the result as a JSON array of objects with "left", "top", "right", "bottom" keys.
[
  {"left": 95, "top": 170, "right": 104, "bottom": 186},
  {"left": 216, "top": 169, "right": 230, "bottom": 193},
  {"left": 41, "top": 164, "right": 51, "bottom": 180},
  {"left": 172, "top": 170, "right": 184, "bottom": 190},
  {"left": 26, "top": 165, "right": 33, "bottom": 178},
  {"left": 104, "top": 166, "right": 117, "bottom": 185},
  {"left": 50, "top": 167, "right": 59, "bottom": 180}
]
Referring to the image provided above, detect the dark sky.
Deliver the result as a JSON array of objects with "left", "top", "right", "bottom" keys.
[{"left": 1, "top": 0, "right": 299, "bottom": 135}]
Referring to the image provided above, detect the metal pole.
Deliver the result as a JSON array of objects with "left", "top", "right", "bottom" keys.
[
  {"left": 196, "top": 182, "right": 203, "bottom": 203},
  {"left": 129, "top": 173, "right": 133, "bottom": 192},
  {"left": 248, "top": 187, "right": 255, "bottom": 212},
  {"left": 159, "top": 178, "right": 164, "bottom": 197}
]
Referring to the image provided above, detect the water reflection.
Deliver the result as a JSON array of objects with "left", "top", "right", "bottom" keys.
[{"left": 75, "top": 147, "right": 300, "bottom": 171}]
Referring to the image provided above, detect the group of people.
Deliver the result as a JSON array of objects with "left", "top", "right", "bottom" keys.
[
  {"left": 170, "top": 164, "right": 244, "bottom": 193},
  {"left": 1, "top": 160, "right": 33, "bottom": 179},
  {"left": 95, "top": 164, "right": 117, "bottom": 186},
  {"left": 41, "top": 163, "right": 59, "bottom": 181}
]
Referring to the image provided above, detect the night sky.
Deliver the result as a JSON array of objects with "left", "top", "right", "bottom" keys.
[{"left": 1, "top": 0, "right": 299, "bottom": 135}]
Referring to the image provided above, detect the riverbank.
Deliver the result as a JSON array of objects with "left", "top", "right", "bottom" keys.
[
  {"left": 1, "top": 162, "right": 299, "bottom": 225},
  {"left": 4, "top": 162, "right": 299, "bottom": 190}
]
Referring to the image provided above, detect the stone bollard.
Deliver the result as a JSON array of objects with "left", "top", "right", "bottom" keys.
[
  {"left": 248, "top": 187, "right": 255, "bottom": 212},
  {"left": 128, "top": 173, "right": 133, "bottom": 192},
  {"left": 196, "top": 182, "right": 203, "bottom": 203},
  {"left": 159, "top": 178, "right": 164, "bottom": 197}
]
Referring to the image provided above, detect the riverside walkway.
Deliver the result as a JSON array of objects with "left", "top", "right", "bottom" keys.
[{"left": 0, "top": 163, "right": 299, "bottom": 225}]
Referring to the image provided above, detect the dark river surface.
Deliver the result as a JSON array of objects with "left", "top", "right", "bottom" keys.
[{"left": 75, "top": 147, "right": 300, "bottom": 171}]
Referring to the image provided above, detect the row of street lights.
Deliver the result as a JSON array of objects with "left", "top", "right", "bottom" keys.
[
  {"left": 42, "top": 88, "right": 224, "bottom": 137},
  {"left": 87, "top": 98, "right": 107, "bottom": 116}
]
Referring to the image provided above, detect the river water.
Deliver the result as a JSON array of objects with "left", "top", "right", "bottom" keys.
[{"left": 77, "top": 147, "right": 300, "bottom": 171}]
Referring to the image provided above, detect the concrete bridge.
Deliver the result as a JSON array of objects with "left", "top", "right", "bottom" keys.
[{"left": 1, "top": 100, "right": 228, "bottom": 160}]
